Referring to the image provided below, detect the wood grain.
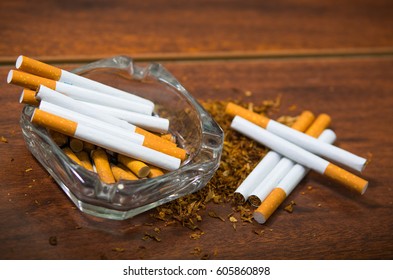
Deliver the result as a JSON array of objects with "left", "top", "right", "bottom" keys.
[
  {"left": 1, "top": 57, "right": 392, "bottom": 259},
  {"left": 0, "top": 0, "right": 393, "bottom": 62}
]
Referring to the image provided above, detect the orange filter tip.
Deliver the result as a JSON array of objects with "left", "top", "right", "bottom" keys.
[
  {"left": 225, "top": 102, "right": 270, "bottom": 128},
  {"left": 16, "top": 55, "right": 62, "bottom": 81}
]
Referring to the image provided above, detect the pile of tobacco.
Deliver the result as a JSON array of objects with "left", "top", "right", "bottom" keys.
[{"left": 152, "top": 97, "right": 296, "bottom": 230}]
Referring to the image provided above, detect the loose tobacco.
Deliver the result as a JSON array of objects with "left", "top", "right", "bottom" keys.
[{"left": 153, "top": 98, "right": 295, "bottom": 230}]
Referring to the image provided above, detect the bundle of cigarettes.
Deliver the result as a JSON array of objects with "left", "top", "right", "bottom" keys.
[
  {"left": 7, "top": 55, "right": 188, "bottom": 183},
  {"left": 225, "top": 102, "right": 369, "bottom": 224}
]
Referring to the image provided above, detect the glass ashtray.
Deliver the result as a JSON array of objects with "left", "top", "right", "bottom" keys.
[{"left": 20, "top": 56, "right": 224, "bottom": 220}]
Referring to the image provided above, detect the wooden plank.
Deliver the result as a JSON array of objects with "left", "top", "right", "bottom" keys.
[
  {"left": 0, "top": 57, "right": 392, "bottom": 259},
  {"left": 1, "top": 0, "right": 393, "bottom": 62}
]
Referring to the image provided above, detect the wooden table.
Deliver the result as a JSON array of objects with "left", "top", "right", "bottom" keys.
[{"left": 1, "top": 0, "right": 392, "bottom": 260}]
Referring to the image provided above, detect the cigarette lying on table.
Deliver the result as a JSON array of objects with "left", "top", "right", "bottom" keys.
[
  {"left": 253, "top": 129, "right": 337, "bottom": 224},
  {"left": 8, "top": 70, "right": 152, "bottom": 115},
  {"left": 234, "top": 110, "right": 315, "bottom": 204},
  {"left": 15, "top": 55, "right": 154, "bottom": 110},
  {"left": 31, "top": 109, "right": 181, "bottom": 171},
  {"left": 248, "top": 113, "right": 332, "bottom": 206},
  {"left": 226, "top": 102, "right": 367, "bottom": 172},
  {"left": 230, "top": 116, "right": 368, "bottom": 194}
]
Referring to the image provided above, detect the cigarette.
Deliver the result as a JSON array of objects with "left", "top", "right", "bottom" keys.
[
  {"left": 248, "top": 113, "right": 331, "bottom": 206},
  {"left": 226, "top": 102, "right": 367, "bottom": 172},
  {"left": 110, "top": 164, "right": 138, "bottom": 181},
  {"left": 148, "top": 165, "right": 165, "bottom": 178},
  {"left": 118, "top": 154, "right": 150, "bottom": 178},
  {"left": 36, "top": 86, "right": 186, "bottom": 160},
  {"left": 62, "top": 147, "right": 82, "bottom": 165},
  {"left": 74, "top": 150, "right": 94, "bottom": 172},
  {"left": 82, "top": 102, "right": 169, "bottom": 133},
  {"left": 230, "top": 116, "right": 368, "bottom": 194},
  {"left": 19, "top": 89, "right": 40, "bottom": 106},
  {"left": 39, "top": 100, "right": 145, "bottom": 146},
  {"left": 31, "top": 109, "right": 182, "bottom": 171},
  {"left": 234, "top": 110, "right": 315, "bottom": 204},
  {"left": 69, "top": 138, "right": 84, "bottom": 153},
  {"left": 253, "top": 129, "right": 337, "bottom": 224},
  {"left": 15, "top": 55, "right": 154, "bottom": 110},
  {"left": 54, "top": 82, "right": 153, "bottom": 115},
  {"left": 135, "top": 127, "right": 187, "bottom": 160},
  {"left": 91, "top": 148, "right": 116, "bottom": 184}
]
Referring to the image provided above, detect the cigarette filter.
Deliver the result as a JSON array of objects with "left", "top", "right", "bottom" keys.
[
  {"left": 148, "top": 165, "right": 165, "bottom": 178},
  {"left": 226, "top": 102, "right": 367, "bottom": 172},
  {"left": 69, "top": 138, "right": 84, "bottom": 153},
  {"left": 91, "top": 149, "right": 116, "bottom": 184},
  {"left": 83, "top": 142, "right": 96, "bottom": 153},
  {"left": 118, "top": 154, "right": 150, "bottom": 178},
  {"left": 55, "top": 82, "right": 153, "bottom": 115},
  {"left": 19, "top": 89, "right": 40, "bottom": 106},
  {"left": 16, "top": 55, "right": 154, "bottom": 110},
  {"left": 134, "top": 127, "right": 187, "bottom": 161},
  {"left": 83, "top": 102, "right": 169, "bottom": 133},
  {"left": 75, "top": 150, "right": 94, "bottom": 172},
  {"left": 253, "top": 129, "right": 337, "bottom": 224},
  {"left": 62, "top": 147, "right": 82, "bottom": 165},
  {"left": 225, "top": 102, "right": 270, "bottom": 128},
  {"left": 48, "top": 129, "right": 68, "bottom": 147},
  {"left": 234, "top": 110, "right": 315, "bottom": 204},
  {"left": 7, "top": 70, "right": 56, "bottom": 90},
  {"left": 111, "top": 164, "right": 138, "bottom": 181},
  {"left": 248, "top": 113, "right": 331, "bottom": 206},
  {"left": 161, "top": 133, "right": 176, "bottom": 144},
  {"left": 31, "top": 109, "right": 181, "bottom": 171},
  {"left": 231, "top": 116, "right": 368, "bottom": 194}
]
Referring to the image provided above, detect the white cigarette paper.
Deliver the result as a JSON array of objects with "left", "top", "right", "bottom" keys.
[
  {"left": 277, "top": 129, "right": 337, "bottom": 195},
  {"left": 234, "top": 152, "right": 282, "bottom": 203},
  {"left": 16, "top": 55, "right": 155, "bottom": 111},
  {"left": 36, "top": 85, "right": 137, "bottom": 132},
  {"left": 252, "top": 129, "right": 337, "bottom": 224},
  {"left": 231, "top": 116, "right": 331, "bottom": 174},
  {"left": 266, "top": 120, "right": 366, "bottom": 172},
  {"left": 39, "top": 101, "right": 144, "bottom": 145},
  {"left": 82, "top": 102, "right": 169, "bottom": 133},
  {"left": 54, "top": 82, "right": 153, "bottom": 115}
]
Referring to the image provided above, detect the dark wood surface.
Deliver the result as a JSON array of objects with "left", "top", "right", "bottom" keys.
[
  {"left": 0, "top": 0, "right": 392, "bottom": 260},
  {"left": 1, "top": 0, "right": 393, "bottom": 62}
]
